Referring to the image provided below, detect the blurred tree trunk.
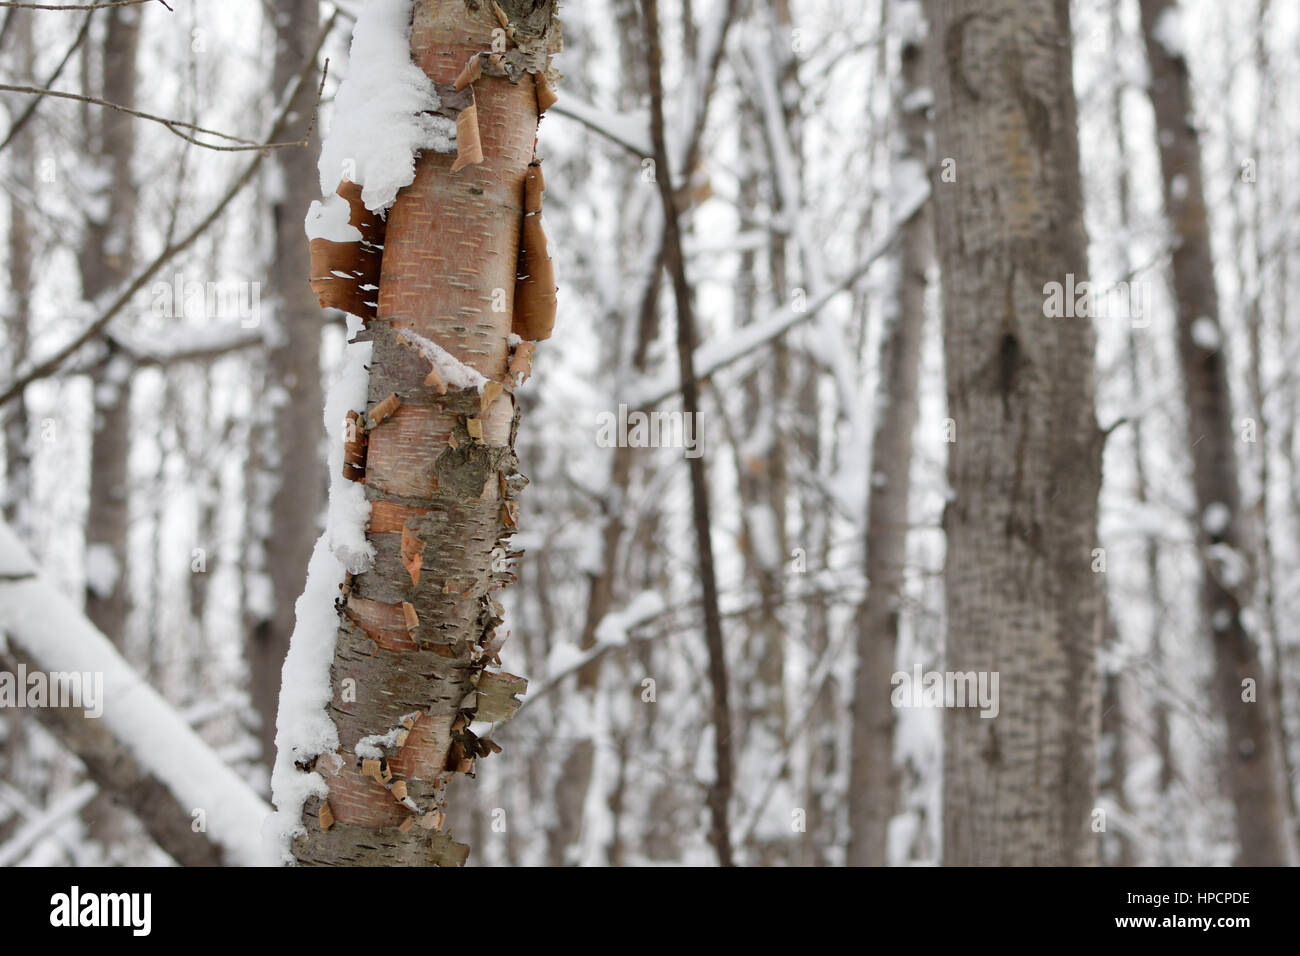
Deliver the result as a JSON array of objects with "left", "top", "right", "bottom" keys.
[
  {"left": 3, "top": 11, "right": 34, "bottom": 539},
  {"left": 0, "top": 7, "right": 38, "bottom": 853},
  {"left": 245, "top": 0, "right": 326, "bottom": 771},
  {"left": 925, "top": 0, "right": 1104, "bottom": 865},
  {"left": 291, "top": 0, "right": 557, "bottom": 867},
  {"left": 80, "top": 7, "right": 140, "bottom": 649},
  {"left": 847, "top": 0, "right": 931, "bottom": 867},
  {"left": 1138, "top": 0, "right": 1296, "bottom": 865}
]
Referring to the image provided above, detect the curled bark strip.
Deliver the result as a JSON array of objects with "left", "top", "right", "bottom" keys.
[
  {"left": 401, "top": 525, "right": 424, "bottom": 586},
  {"left": 474, "top": 670, "right": 527, "bottom": 722},
  {"left": 535, "top": 73, "right": 557, "bottom": 113},
  {"left": 451, "top": 89, "right": 484, "bottom": 172},
  {"left": 369, "top": 392, "right": 401, "bottom": 429},
  {"left": 308, "top": 179, "right": 386, "bottom": 320},
  {"left": 513, "top": 163, "right": 557, "bottom": 341},
  {"left": 454, "top": 53, "right": 483, "bottom": 91},
  {"left": 342, "top": 409, "right": 368, "bottom": 482},
  {"left": 508, "top": 340, "right": 536, "bottom": 383}
]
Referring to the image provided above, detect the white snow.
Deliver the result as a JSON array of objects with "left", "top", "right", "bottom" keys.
[
  {"left": 304, "top": 193, "right": 363, "bottom": 243},
  {"left": 594, "top": 591, "right": 665, "bottom": 647},
  {"left": 265, "top": 315, "right": 375, "bottom": 864},
  {"left": 1202, "top": 502, "right": 1231, "bottom": 535},
  {"left": 355, "top": 714, "right": 419, "bottom": 760},
  {"left": 317, "top": 0, "right": 456, "bottom": 212},
  {"left": 400, "top": 329, "right": 488, "bottom": 392},
  {"left": 551, "top": 96, "right": 652, "bottom": 157},
  {"left": 83, "top": 543, "right": 121, "bottom": 599},
  {"left": 1152, "top": 6, "right": 1185, "bottom": 57},
  {"left": 1191, "top": 316, "right": 1221, "bottom": 350},
  {"left": 0, "top": 521, "right": 271, "bottom": 865},
  {"left": 746, "top": 505, "right": 782, "bottom": 571}
]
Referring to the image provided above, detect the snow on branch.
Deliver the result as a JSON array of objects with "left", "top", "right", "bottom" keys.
[
  {"left": 623, "top": 181, "right": 931, "bottom": 410},
  {"left": 550, "top": 96, "right": 652, "bottom": 157},
  {"left": 0, "top": 521, "right": 270, "bottom": 866}
]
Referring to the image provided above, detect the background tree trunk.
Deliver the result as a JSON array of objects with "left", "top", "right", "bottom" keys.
[
  {"left": 80, "top": 7, "right": 140, "bottom": 650},
  {"left": 1138, "top": 0, "right": 1296, "bottom": 866},
  {"left": 246, "top": 0, "right": 325, "bottom": 772},
  {"left": 925, "top": 0, "right": 1105, "bottom": 865},
  {"left": 847, "top": 0, "right": 931, "bottom": 867}
]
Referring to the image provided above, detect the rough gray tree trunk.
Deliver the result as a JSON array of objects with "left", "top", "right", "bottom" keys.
[
  {"left": 1138, "top": 0, "right": 1296, "bottom": 866},
  {"left": 925, "top": 0, "right": 1104, "bottom": 865},
  {"left": 847, "top": 1, "right": 931, "bottom": 867}
]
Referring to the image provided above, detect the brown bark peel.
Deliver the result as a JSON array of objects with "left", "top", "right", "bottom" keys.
[
  {"left": 294, "top": 0, "right": 557, "bottom": 867},
  {"left": 513, "top": 161, "right": 557, "bottom": 341},
  {"left": 308, "top": 180, "right": 387, "bottom": 320},
  {"left": 451, "top": 93, "right": 485, "bottom": 172}
]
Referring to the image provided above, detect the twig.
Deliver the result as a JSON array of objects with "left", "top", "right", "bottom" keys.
[
  {"left": 0, "top": 8, "right": 91, "bottom": 154},
  {"left": 0, "top": 11, "right": 336, "bottom": 406},
  {"left": 642, "top": 0, "right": 735, "bottom": 869},
  {"left": 0, "top": 82, "right": 318, "bottom": 152},
  {"left": 0, "top": 1, "right": 171, "bottom": 10}
]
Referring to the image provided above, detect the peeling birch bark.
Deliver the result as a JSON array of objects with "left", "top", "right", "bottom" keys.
[{"left": 291, "top": 0, "right": 559, "bottom": 868}]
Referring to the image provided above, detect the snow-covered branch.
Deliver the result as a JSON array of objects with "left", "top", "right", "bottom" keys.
[{"left": 0, "top": 521, "right": 270, "bottom": 866}]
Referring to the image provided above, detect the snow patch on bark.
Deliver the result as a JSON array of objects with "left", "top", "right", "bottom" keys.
[
  {"left": 304, "top": 192, "right": 363, "bottom": 243},
  {"left": 83, "top": 543, "right": 120, "bottom": 599},
  {"left": 317, "top": 0, "right": 455, "bottom": 212},
  {"left": 265, "top": 316, "right": 374, "bottom": 864},
  {"left": 400, "top": 329, "right": 488, "bottom": 392}
]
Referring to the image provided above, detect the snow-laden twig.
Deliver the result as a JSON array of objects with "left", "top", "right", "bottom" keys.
[{"left": 0, "top": 781, "right": 96, "bottom": 867}]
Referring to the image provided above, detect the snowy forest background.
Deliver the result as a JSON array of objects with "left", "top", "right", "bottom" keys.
[{"left": 0, "top": 0, "right": 1298, "bottom": 867}]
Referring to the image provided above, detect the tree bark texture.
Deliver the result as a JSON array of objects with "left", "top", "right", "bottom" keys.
[{"left": 925, "top": 0, "right": 1105, "bottom": 865}]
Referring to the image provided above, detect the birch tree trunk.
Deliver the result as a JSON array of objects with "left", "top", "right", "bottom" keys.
[
  {"left": 291, "top": 0, "right": 558, "bottom": 867},
  {"left": 847, "top": 1, "right": 931, "bottom": 867},
  {"left": 1138, "top": 0, "right": 1296, "bottom": 866},
  {"left": 925, "top": 0, "right": 1104, "bottom": 865}
]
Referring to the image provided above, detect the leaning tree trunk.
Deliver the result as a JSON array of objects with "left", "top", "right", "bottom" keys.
[
  {"left": 246, "top": 0, "right": 327, "bottom": 771},
  {"left": 1138, "top": 0, "right": 1296, "bottom": 866},
  {"left": 925, "top": 0, "right": 1104, "bottom": 865},
  {"left": 289, "top": 0, "right": 559, "bottom": 867},
  {"left": 846, "top": 0, "right": 931, "bottom": 867}
]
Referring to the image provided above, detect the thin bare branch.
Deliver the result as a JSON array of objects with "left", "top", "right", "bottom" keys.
[{"left": 0, "top": 11, "right": 336, "bottom": 406}]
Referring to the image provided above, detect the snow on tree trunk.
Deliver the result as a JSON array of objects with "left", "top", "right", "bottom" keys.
[
  {"left": 246, "top": 0, "right": 327, "bottom": 772},
  {"left": 925, "top": 0, "right": 1105, "bottom": 865},
  {"left": 269, "top": 0, "right": 559, "bottom": 867}
]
